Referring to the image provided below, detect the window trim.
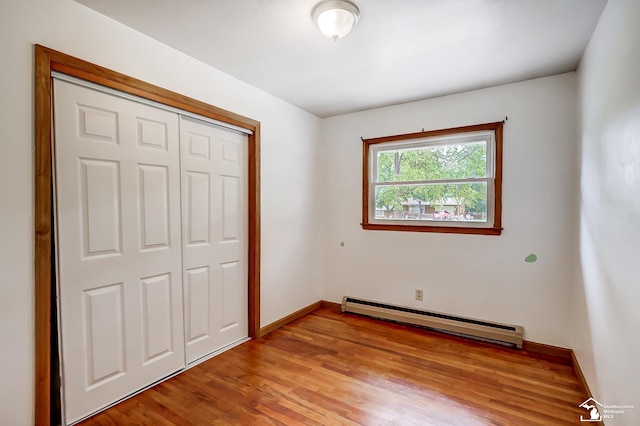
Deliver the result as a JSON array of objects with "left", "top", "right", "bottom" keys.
[{"left": 362, "top": 121, "right": 503, "bottom": 236}]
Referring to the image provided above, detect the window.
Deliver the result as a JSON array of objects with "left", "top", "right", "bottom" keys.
[{"left": 362, "top": 121, "right": 503, "bottom": 235}]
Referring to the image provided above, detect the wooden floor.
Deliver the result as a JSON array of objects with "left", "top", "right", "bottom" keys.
[{"left": 79, "top": 308, "right": 588, "bottom": 425}]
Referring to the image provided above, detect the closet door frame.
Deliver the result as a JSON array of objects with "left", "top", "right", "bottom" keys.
[{"left": 34, "top": 44, "right": 261, "bottom": 426}]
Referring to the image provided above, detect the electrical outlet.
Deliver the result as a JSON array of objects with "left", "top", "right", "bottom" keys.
[{"left": 415, "top": 289, "right": 423, "bottom": 301}]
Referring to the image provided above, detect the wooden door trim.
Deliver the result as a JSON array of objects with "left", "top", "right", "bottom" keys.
[{"left": 34, "top": 44, "right": 261, "bottom": 425}]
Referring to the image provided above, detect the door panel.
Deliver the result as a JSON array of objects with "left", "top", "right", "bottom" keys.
[
  {"left": 222, "top": 176, "right": 240, "bottom": 240},
  {"left": 140, "top": 273, "right": 174, "bottom": 364},
  {"left": 138, "top": 164, "right": 171, "bottom": 250},
  {"left": 180, "top": 117, "right": 248, "bottom": 364},
  {"left": 54, "top": 79, "right": 185, "bottom": 424},
  {"left": 185, "top": 171, "right": 211, "bottom": 245},
  {"left": 83, "top": 283, "right": 125, "bottom": 388},
  {"left": 80, "top": 159, "right": 122, "bottom": 257},
  {"left": 185, "top": 266, "right": 210, "bottom": 344},
  {"left": 221, "top": 261, "right": 241, "bottom": 329}
]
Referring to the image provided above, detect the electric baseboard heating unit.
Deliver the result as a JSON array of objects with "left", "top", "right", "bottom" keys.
[{"left": 342, "top": 296, "right": 524, "bottom": 348}]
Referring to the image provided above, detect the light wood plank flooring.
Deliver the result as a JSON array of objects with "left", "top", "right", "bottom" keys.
[{"left": 79, "top": 307, "right": 588, "bottom": 425}]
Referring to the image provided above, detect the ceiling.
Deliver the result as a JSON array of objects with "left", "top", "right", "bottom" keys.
[{"left": 75, "top": 0, "right": 606, "bottom": 118}]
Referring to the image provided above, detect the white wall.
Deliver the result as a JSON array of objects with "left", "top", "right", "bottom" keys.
[
  {"left": 0, "top": 1, "right": 323, "bottom": 424},
  {"left": 576, "top": 0, "right": 640, "bottom": 423},
  {"left": 320, "top": 73, "right": 580, "bottom": 347}
]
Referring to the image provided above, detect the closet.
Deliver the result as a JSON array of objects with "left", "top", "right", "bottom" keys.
[{"left": 53, "top": 77, "right": 248, "bottom": 424}]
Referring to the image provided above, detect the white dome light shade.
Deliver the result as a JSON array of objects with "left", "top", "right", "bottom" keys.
[{"left": 312, "top": 1, "right": 360, "bottom": 41}]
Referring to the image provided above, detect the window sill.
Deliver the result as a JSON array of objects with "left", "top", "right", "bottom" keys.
[{"left": 361, "top": 223, "right": 503, "bottom": 236}]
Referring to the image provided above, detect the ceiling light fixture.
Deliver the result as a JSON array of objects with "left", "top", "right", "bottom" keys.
[{"left": 312, "top": 0, "right": 360, "bottom": 41}]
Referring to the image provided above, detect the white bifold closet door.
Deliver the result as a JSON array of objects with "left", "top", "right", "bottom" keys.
[
  {"left": 180, "top": 117, "right": 248, "bottom": 364},
  {"left": 53, "top": 78, "right": 248, "bottom": 424}
]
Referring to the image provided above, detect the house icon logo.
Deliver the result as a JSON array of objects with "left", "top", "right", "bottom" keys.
[{"left": 579, "top": 397, "right": 604, "bottom": 422}]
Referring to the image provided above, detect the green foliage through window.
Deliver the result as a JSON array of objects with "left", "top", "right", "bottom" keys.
[{"left": 363, "top": 122, "right": 503, "bottom": 234}]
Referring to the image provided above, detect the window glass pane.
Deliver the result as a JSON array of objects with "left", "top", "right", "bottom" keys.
[
  {"left": 374, "top": 182, "right": 488, "bottom": 222},
  {"left": 376, "top": 140, "right": 487, "bottom": 182}
]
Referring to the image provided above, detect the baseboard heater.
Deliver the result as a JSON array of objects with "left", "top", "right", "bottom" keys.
[{"left": 342, "top": 296, "right": 524, "bottom": 349}]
